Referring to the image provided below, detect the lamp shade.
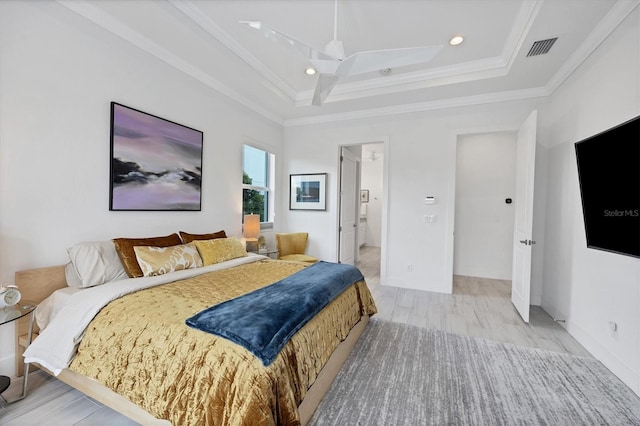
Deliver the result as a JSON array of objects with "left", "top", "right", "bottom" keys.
[{"left": 243, "top": 214, "right": 260, "bottom": 240}]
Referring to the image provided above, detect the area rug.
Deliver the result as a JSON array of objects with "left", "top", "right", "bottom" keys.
[{"left": 309, "top": 319, "right": 640, "bottom": 425}]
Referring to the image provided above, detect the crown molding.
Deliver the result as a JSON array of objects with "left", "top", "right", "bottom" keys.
[
  {"left": 171, "top": 0, "right": 541, "bottom": 107},
  {"left": 294, "top": 0, "right": 543, "bottom": 106},
  {"left": 56, "top": 0, "right": 284, "bottom": 126},
  {"left": 285, "top": 87, "right": 549, "bottom": 127},
  {"left": 501, "top": 0, "right": 544, "bottom": 69},
  {"left": 545, "top": 0, "right": 640, "bottom": 95},
  {"left": 294, "top": 57, "right": 508, "bottom": 106},
  {"left": 54, "top": 0, "right": 638, "bottom": 129},
  {"left": 167, "top": 0, "right": 297, "bottom": 102},
  {"left": 287, "top": 0, "right": 636, "bottom": 126}
]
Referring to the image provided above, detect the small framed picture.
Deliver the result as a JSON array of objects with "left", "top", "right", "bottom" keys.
[
  {"left": 290, "top": 173, "right": 327, "bottom": 210},
  {"left": 360, "top": 189, "right": 370, "bottom": 203}
]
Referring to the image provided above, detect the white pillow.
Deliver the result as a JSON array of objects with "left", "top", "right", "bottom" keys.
[
  {"left": 66, "top": 240, "right": 128, "bottom": 288},
  {"left": 64, "top": 262, "right": 83, "bottom": 287}
]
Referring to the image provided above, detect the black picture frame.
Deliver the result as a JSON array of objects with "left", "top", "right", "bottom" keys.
[
  {"left": 289, "top": 173, "right": 327, "bottom": 210},
  {"left": 110, "top": 102, "right": 203, "bottom": 211}
]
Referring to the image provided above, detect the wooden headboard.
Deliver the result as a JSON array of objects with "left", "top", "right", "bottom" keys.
[
  {"left": 16, "top": 265, "right": 67, "bottom": 304},
  {"left": 14, "top": 265, "right": 67, "bottom": 375}
]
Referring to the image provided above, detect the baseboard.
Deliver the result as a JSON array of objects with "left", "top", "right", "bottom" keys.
[
  {"left": 383, "top": 276, "right": 452, "bottom": 294},
  {"left": 564, "top": 318, "right": 639, "bottom": 397}
]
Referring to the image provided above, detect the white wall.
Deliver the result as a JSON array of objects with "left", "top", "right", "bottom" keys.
[
  {"left": 538, "top": 8, "right": 639, "bottom": 395},
  {"left": 360, "top": 143, "right": 384, "bottom": 247},
  {"left": 0, "top": 1, "right": 283, "bottom": 375},
  {"left": 282, "top": 100, "right": 541, "bottom": 293},
  {"left": 454, "top": 132, "right": 517, "bottom": 280}
]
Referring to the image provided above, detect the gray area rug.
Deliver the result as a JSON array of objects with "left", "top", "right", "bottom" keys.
[{"left": 310, "top": 319, "right": 640, "bottom": 426}]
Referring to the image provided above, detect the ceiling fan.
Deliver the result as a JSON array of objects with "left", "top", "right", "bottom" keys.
[{"left": 240, "top": 0, "right": 442, "bottom": 106}]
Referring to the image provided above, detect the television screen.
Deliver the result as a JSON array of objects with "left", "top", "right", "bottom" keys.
[{"left": 575, "top": 116, "right": 639, "bottom": 258}]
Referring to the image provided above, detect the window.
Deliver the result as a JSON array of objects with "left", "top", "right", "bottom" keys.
[{"left": 242, "top": 144, "right": 275, "bottom": 224}]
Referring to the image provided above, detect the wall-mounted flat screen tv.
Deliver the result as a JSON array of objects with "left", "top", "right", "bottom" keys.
[{"left": 574, "top": 116, "right": 639, "bottom": 258}]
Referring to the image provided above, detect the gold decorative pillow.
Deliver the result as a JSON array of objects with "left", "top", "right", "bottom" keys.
[
  {"left": 194, "top": 238, "right": 248, "bottom": 266},
  {"left": 113, "top": 233, "right": 182, "bottom": 278},
  {"left": 179, "top": 230, "right": 227, "bottom": 244},
  {"left": 133, "top": 243, "right": 203, "bottom": 277}
]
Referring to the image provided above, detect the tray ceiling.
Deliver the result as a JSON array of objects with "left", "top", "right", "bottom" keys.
[{"left": 56, "top": 0, "right": 638, "bottom": 125}]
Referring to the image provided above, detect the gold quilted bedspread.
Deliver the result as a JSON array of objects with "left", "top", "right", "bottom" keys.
[{"left": 69, "top": 260, "right": 377, "bottom": 425}]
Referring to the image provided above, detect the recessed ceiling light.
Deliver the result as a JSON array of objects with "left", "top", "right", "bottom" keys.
[
  {"left": 305, "top": 67, "right": 317, "bottom": 75},
  {"left": 449, "top": 35, "right": 464, "bottom": 46}
]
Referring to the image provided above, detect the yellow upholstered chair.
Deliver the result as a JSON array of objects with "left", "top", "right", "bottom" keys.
[{"left": 275, "top": 232, "right": 318, "bottom": 263}]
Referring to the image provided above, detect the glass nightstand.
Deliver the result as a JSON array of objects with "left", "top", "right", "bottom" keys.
[
  {"left": 259, "top": 249, "right": 279, "bottom": 259},
  {"left": 0, "top": 300, "right": 36, "bottom": 403}
]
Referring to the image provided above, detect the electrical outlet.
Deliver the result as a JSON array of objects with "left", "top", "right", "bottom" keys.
[{"left": 407, "top": 264, "right": 413, "bottom": 272}]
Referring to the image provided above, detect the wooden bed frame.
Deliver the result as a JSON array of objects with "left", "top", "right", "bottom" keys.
[{"left": 14, "top": 265, "right": 369, "bottom": 425}]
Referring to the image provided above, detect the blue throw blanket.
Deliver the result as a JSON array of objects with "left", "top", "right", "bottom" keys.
[{"left": 185, "top": 261, "right": 365, "bottom": 366}]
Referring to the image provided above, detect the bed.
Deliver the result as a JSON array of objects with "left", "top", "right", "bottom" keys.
[{"left": 15, "top": 235, "right": 377, "bottom": 425}]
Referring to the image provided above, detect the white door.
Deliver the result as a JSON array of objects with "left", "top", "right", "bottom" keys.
[
  {"left": 339, "top": 148, "right": 358, "bottom": 265},
  {"left": 511, "top": 110, "right": 538, "bottom": 323}
]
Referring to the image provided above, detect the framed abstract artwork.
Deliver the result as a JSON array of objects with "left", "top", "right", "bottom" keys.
[
  {"left": 110, "top": 102, "right": 203, "bottom": 211},
  {"left": 289, "top": 173, "right": 327, "bottom": 211}
]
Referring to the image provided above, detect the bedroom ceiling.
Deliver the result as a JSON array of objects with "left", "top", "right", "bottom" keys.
[{"left": 57, "top": 0, "right": 638, "bottom": 125}]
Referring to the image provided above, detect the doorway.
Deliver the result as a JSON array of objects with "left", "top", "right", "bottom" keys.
[
  {"left": 453, "top": 132, "right": 517, "bottom": 281},
  {"left": 359, "top": 144, "right": 384, "bottom": 260},
  {"left": 337, "top": 140, "right": 388, "bottom": 283},
  {"left": 450, "top": 110, "right": 538, "bottom": 323}
]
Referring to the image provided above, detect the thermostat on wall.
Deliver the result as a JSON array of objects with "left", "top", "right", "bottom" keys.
[{"left": 424, "top": 196, "right": 436, "bottom": 204}]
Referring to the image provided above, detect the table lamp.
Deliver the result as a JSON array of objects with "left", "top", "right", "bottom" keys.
[{"left": 243, "top": 214, "right": 260, "bottom": 252}]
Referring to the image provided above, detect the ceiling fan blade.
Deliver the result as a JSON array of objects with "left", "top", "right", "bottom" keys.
[
  {"left": 312, "top": 74, "right": 340, "bottom": 106},
  {"left": 336, "top": 45, "right": 443, "bottom": 76},
  {"left": 240, "top": 21, "right": 337, "bottom": 62}
]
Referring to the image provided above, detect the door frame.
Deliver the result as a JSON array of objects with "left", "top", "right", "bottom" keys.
[
  {"left": 336, "top": 137, "right": 390, "bottom": 283},
  {"left": 446, "top": 122, "right": 532, "bottom": 294}
]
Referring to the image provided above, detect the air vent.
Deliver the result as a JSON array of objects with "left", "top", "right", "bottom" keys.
[{"left": 526, "top": 38, "right": 558, "bottom": 57}]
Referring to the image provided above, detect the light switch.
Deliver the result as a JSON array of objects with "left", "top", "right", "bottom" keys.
[{"left": 423, "top": 214, "right": 437, "bottom": 223}]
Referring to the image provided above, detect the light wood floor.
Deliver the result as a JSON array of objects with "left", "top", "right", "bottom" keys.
[
  {"left": 0, "top": 248, "right": 589, "bottom": 424},
  {"left": 358, "top": 246, "right": 589, "bottom": 357}
]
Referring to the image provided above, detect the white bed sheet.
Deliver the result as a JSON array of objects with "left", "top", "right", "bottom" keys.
[
  {"left": 24, "top": 254, "right": 267, "bottom": 375},
  {"left": 36, "top": 286, "right": 84, "bottom": 331}
]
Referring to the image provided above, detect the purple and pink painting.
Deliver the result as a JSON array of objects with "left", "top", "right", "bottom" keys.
[{"left": 110, "top": 103, "right": 203, "bottom": 211}]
